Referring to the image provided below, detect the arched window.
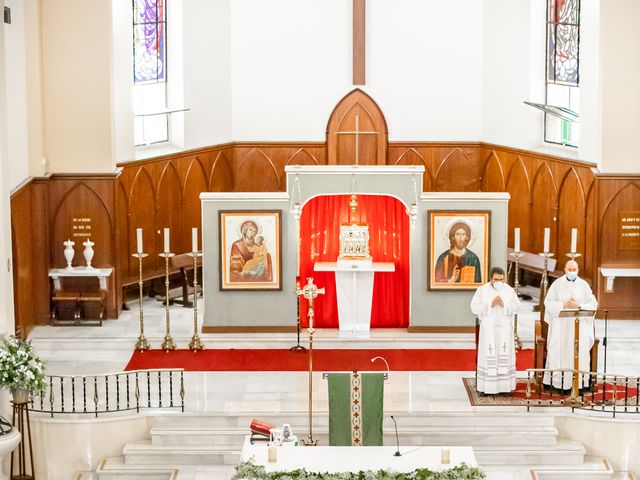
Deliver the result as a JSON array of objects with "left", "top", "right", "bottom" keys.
[{"left": 133, "top": 0, "right": 168, "bottom": 146}]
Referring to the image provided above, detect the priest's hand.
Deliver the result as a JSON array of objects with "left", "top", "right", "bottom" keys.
[
  {"left": 491, "top": 296, "right": 503, "bottom": 307},
  {"left": 564, "top": 298, "right": 579, "bottom": 309},
  {"left": 449, "top": 265, "right": 460, "bottom": 283}
]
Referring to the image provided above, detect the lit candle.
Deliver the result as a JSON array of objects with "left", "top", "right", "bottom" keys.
[
  {"left": 570, "top": 228, "right": 577, "bottom": 253},
  {"left": 192, "top": 227, "right": 199, "bottom": 253},
  {"left": 164, "top": 228, "right": 170, "bottom": 253},
  {"left": 136, "top": 228, "right": 143, "bottom": 254},
  {"left": 514, "top": 228, "right": 520, "bottom": 252},
  {"left": 543, "top": 228, "right": 550, "bottom": 253}
]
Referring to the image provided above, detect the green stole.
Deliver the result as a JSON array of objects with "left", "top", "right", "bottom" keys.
[{"left": 328, "top": 372, "right": 384, "bottom": 446}]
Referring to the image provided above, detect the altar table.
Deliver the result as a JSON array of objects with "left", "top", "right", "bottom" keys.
[
  {"left": 314, "top": 260, "right": 395, "bottom": 335},
  {"left": 240, "top": 436, "right": 477, "bottom": 473}
]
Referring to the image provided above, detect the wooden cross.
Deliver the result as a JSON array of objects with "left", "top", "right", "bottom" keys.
[
  {"left": 335, "top": 114, "right": 378, "bottom": 165},
  {"left": 353, "top": 0, "right": 366, "bottom": 84},
  {"left": 296, "top": 277, "right": 325, "bottom": 329}
]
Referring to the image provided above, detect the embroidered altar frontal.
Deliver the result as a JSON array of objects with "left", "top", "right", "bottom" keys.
[{"left": 328, "top": 372, "right": 384, "bottom": 446}]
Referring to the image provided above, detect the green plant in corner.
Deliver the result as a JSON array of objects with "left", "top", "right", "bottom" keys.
[{"left": 0, "top": 335, "right": 46, "bottom": 396}]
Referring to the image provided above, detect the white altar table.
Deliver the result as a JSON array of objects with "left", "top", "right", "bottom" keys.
[
  {"left": 241, "top": 436, "right": 477, "bottom": 473},
  {"left": 314, "top": 261, "right": 395, "bottom": 335}
]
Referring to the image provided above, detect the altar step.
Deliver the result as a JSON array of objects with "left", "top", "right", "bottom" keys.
[{"left": 482, "top": 457, "right": 614, "bottom": 480}]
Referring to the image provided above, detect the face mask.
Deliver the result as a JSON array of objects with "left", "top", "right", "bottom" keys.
[
  {"left": 566, "top": 272, "right": 577, "bottom": 281},
  {"left": 492, "top": 281, "right": 504, "bottom": 290}
]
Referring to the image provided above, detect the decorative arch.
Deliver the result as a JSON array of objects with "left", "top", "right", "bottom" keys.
[
  {"left": 434, "top": 148, "right": 479, "bottom": 191},
  {"left": 480, "top": 150, "right": 506, "bottom": 191},
  {"left": 530, "top": 162, "right": 558, "bottom": 253},
  {"left": 235, "top": 148, "right": 280, "bottom": 191},
  {"left": 393, "top": 148, "right": 433, "bottom": 191},
  {"left": 209, "top": 151, "right": 234, "bottom": 192},
  {"left": 183, "top": 157, "right": 209, "bottom": 236},
  {"left": 326, "top": 89, "right": 388, "bottom": 165},
  {"left": 557, "top": 167, "right": 586, "bottom": 259}
]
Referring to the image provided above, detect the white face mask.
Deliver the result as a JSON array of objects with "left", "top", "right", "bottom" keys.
[
  {"left": 566, "top": 271, "right": 578, "bottom": 281},
  {"left": 492, "top": 281, "right": 504, "bottom": 290}
]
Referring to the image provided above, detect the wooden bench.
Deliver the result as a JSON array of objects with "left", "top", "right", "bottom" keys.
[{"left": 49, "top": 268, "right": 111, "bottom": 326}]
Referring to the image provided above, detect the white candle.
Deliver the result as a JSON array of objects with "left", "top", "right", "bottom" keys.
[
  {"left": 192, "top": 227, "right": 199, "bottom": 253},
  {"left": 514, "top": 228, "right": 520, "bottom": 252},
  {"left": 543, "top": 228, "right": 550, "bottom": 253},
  {"left": 570, "top": 228, "right": 577, "bottom": 253},
  {"left": 164, "top": 228, "right": 170, "bottom": 253},
  {"left": 136, "top": 228, "right": 143, "bottom": 254}
]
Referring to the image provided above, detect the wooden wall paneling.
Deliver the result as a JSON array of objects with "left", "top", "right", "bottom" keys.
[
  {"left": 30, "top": 179, "right": 52, "bottom": 325},
  {"left": 529, "top": 161, "right": 558, "bottom": 255},
  {"left": 209, "top": 149, "right": 235, "bottom": 192},
  {"left": 433, "top": 148, "right": 480, "bottom": 192},
  {"left": 584, "top": 181, "right": 597, "bottom": 284},
  {"left": 480, "top": 150, "right": 506, "bottom": 192},
  {"left": 389, "top": 147, "right": 433, "bottom": 191},
  {"left": 326, "top": 89, "right": 388, "bottom": 166},
  {"left": 114, "top": 177, "right": 129, "bottom": 309},
  {"left": 127, "top": 167, "right": 158, "bottom": 274},
  {"left": 556, "top": 167, "right": 586, "bottom": 273},
  {"left": 183, "top": 157, "right": 208, "bottom": 247},
  {"left": 504, "top": 156, "right": 532, "bottom": 251},
  {"left": 11, "top": 182, "right": 36, "bottom": 338},
  {"left": 233, "top": 148, "right": 281, "bottom": 192},
  {"left": 156, "top": 162, "right": 184, "bottom": 254}
]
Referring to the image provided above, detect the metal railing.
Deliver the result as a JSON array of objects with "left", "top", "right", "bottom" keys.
[
  {"left": 28, "top": 369, "right": 184, "bottom": 417},
  {"left": 525, "top": 368, "right": 640, "bottom": 417}
]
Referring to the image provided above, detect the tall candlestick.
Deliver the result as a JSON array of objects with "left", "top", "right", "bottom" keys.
[
  {"left": 192, "top": 227, "right": 198, "bottom": 252},
  {"left": 543, "top": 228, "right": 550, "bottom": 253},
  {"left": 136, "top": 228, "right": 143, "bottom": 254},
  {"left": 514, "top": 228, "right": 520, "bottom": 252},
  {"left": 570, "top": 228, "right": 577, "bottom": 253},
  {"left": 164, "top": 228, "right": 170, "bottom": 253}
]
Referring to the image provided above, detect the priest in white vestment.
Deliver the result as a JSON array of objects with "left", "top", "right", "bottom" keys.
[
  {"left": 471, "top": 267, "right": 521, "bottom": 394},
  {"left": 543, "top": 260, "right": 598, "bottom": 390}
]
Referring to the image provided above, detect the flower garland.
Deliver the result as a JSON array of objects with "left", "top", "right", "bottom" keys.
[
  {"left": 233, "top": 459, "right": 486, "bottom": 480},
  {"left": 0, "top": 336, "right": 46, "bottom": 394}
]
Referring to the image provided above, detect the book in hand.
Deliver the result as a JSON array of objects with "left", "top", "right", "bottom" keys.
[{"left": 250, "top": 418, "right": 276, "bottom": 437}]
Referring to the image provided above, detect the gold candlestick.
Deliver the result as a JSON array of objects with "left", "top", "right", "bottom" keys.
[
  {"left": 566, "top": 252, "right": 582, "bottom": 260},
  {"left": 132, "top": 252, "right": 150, "bottom": 351},
  {"left": 296, "top": 278, "right": 325, "bottom": 446},
  {"left": 509, "top": 251, "right": 523, "bottom": 351},
  {"left": 537, "top": 251, "right": 555, "bottom": 318},
  {"left": 159, "top": 252, "right": 176, "bottom": 352},
  {"left": 188, "top": 251, "right": 204, "bottom": 351}
]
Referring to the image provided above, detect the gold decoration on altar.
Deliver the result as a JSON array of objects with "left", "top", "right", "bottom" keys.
[{"left": 339, "top": 224, "right": 371, "bottom": 261}]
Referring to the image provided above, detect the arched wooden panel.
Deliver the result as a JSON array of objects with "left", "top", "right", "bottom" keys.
[
  {"left": 481, "top": 151, "right": 506, "bottom": 192},
  {"left": 326, "top": 89, "right": 388, "bottom": 165},
  {"left": 557, "top": 168, "right": 586, "bottom": 266},
  {"left": 50, "top": 182, "right": 113, "bottom": 269},
  {"left": 183, "top": 157, "right": 208, "bottom": 245},
  {"left": 156, "top": 163, "right": 184, "bottom": 254},
  {"left": 128, "top": 168, "right": 157, "bottom": 272},
  {"left": 505, "top": 158, "right": 532, "bottom": 251},
  {"left": 282, "top": 149, "right": 321, "bottom": 190},
  {"left": 209, "top": 151, "right": 234, "bottom": 192},
  {"left": 434, "top": 148, "right": 479, "bottom": 192},
  {"left": 530, "top": 162, "right": 558, "bottom": 254},
  {"left": 600, "top": 182, "right": 640, "bottom": 264},
  {"left": 584, "top": 181, "right": 596, "bottom": 279},
  {"left": 393, "top": 148, "right": 433, "bottom": 191},
  {"left": 234, "top": 148, "right": 280, "bottom": 192}
]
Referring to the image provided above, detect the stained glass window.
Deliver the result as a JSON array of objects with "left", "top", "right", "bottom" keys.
[
  {"left": 133, "top": 0, "right": 166, "bottom": 84},
  {"left": 544, "top": 0, "right": 580, "bottom": 147}
]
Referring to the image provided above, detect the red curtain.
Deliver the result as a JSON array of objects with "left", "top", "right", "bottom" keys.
[{"left": 298, "top": 195, "right": 409, "bottom": 328}]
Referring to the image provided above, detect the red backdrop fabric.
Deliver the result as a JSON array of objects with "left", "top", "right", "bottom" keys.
[{"left": 298, "top": 194, "right": 410, "bottom": 328}]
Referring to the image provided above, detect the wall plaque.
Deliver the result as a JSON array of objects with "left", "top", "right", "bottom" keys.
[
  {"left": 620, "top": 211, "right": 640, "bottom": 250},
  {"left": 72, "top": 217, "right": 93, "bottom": 238}
]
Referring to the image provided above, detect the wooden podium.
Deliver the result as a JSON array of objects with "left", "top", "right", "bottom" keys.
[{"left": 558, "top": 308, "right": 596, "bottom": 403}]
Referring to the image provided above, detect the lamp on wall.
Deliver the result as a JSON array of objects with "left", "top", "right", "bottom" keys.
[
  {"left": 290, "top": 174, "right": 302, "bottom": 223},
  {"left": 349, "top": 173, "right": 359, "bottom": 219},
  {"left": 407, "top": 175, "right": 419, "bottom": 228}
]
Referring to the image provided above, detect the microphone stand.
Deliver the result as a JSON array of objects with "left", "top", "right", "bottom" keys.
[
  {"left": 390, "top": 415, "right": 401, "bottom": 457},
  {"left": 603, "top": 309, "right": 609, "bottom": 375}
]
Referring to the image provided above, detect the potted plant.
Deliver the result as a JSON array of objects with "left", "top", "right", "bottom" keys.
[{"left": 0, "top": 336, "right": 45, "bottom": 403}]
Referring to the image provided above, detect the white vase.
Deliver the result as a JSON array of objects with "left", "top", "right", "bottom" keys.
[
  {"left": 83, "top": 240, "right": 95, "bottom": 269},
  {"left": 63, "top": 239, "right": 75, "bottom": 270},
  {"left": 10, "top": 388, "right": 30, "bottom": 404}
]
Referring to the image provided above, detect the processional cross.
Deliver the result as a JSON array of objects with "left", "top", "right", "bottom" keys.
[{"left": 296, "top": 277, "right": 325, "bottom": 329}]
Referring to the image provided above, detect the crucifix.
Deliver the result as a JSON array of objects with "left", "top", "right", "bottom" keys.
[
  {"left": 296, "top": 277, "right": 325, "bottom": 446},
  {"left": 353, "top": 0, "right": 366, "bottom": 84},
  {"left": 335, "top": 114, "right": 378, "bottom": 165}
]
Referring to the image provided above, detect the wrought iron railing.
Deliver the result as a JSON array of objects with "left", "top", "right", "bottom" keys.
[
  {"left": 29, "top": 369, "right": 184, "bottom": 417},
  {"left": 525, "top": 368, "right": 640, "bottom": 417}
]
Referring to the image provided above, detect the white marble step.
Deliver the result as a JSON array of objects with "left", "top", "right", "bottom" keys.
[
  {"left": 475, "top": 440, "right": 585, "bottom": 466},
  {"left": 123, "top": 441, "right": 240, "bottom": 466},
  {"left": 530, "top": 457, "right": 614, "bottom": 480},
  {"left": 96, "top": 456, "right": 177, "bottom": 480},
  {"left": 150, "top": 424, "right": 558, "bottom": 447}
]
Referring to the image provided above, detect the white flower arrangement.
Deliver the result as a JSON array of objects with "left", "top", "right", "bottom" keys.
[{"left": 0, "top": 336, "right": 46, "bottom": 394}]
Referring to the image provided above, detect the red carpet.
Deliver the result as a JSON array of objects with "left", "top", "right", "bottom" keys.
[{"left": 125, "top": 348, "right": 534, "bottom": 372}]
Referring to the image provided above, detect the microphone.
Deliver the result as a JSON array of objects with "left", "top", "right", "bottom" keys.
[{"left": 390, "top": 415, "right": 401, "bottom": 456}]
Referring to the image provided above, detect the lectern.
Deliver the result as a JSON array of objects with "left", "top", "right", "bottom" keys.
[{"left": 558, "top": 308, "right": 596, "bottom": 404}]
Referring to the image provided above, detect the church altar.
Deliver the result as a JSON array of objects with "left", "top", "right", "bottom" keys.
[
  {"left": 314, "top": 260, "right": 395, "bottom": 334},
  {"left": 240, "top": 436, "right": 478, "bottom": 473}
]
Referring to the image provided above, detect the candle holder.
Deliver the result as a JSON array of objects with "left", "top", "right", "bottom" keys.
[
  {"left": 537, "top": 251, "right": 555, "bottom": 321},
  {"left": 132, "top": 252, "right": 150, "bottom": 351},
  {"left": 188, "top": 251, "right": 204, "bottom": 351},
  {"left": 509, "top": 250, "right": 523, "bottom": 352},
  {"left": 159, "top": 251, "right": 176, "bottom": 352},
  {"left": 566, "top": 252, "right": 582, "bottom": 260}
]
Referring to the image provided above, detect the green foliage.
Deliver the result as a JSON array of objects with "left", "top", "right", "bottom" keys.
[
  {"left": 0, "top": 336, "right": 46, "bottom": 394},
  {"left": 233, "top": 459, "right": 486, "bottom": 480}
]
